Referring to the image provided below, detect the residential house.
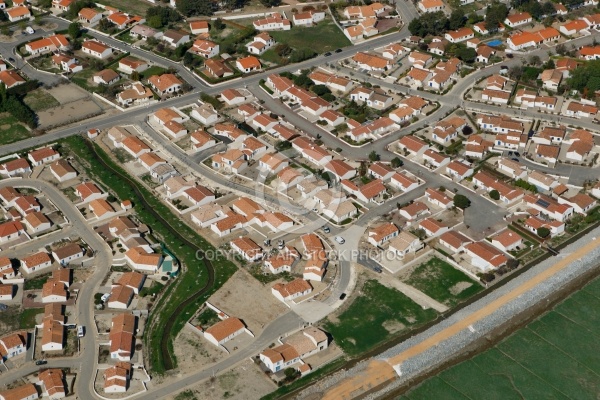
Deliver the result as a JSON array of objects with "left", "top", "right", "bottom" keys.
[
  {"left": 236, "top": 56, "right": 261, "bottom": 73},
  {"left": 204, "top": 317, "right": 249, "bottom": 346},
  {"left": 161, "top": 30, "right": 190, "bottom": 47},
  {"left": 20, "top": 252, "right": 52, "bottom": 274},
  {"left": 272, "top": 278, "right": 312, "bottom": 302},
  {"left": 109, "top": 313, "right": 136, "bottom": 361},
  {"left": 189, "top": 20, "right": 209, "bottom": 34},
  {"left": 253, "top": 13, "right": 291, "bottom": 31},
  {"left": 148, "top": 73, "right": 182, "bottom": 96},
  {"left": 439, "top": 230, "right": 471, "bottom": 253},
  {"left": 25, "top": 34, "right": 69, "bottom": 56},
  {"left": 52, "top": 243, "right": 84, "bottom": 266},
  {"left": 78, "top": 7, "right": 102, "bottom": 24},
  {"left": 367, "top": 223, "right": 399, "bottom": 247},
  {"left": 93, "top": 69, "right": 120, "bottom": 85},
  {"left": 82, "top": 40, "right": 113, "bottom": 59},
  {"left": 491, "top": 230, "right": 523, "bottom": 252},
  {"left": 464, "top": 241, "right": 507, "bottom": 271},
  {"left": 388, "top": 231, "right": 423, "bottom": 258},
  {"left": 246, "top": 32, "right": 275, "bottom": 55},
  {"left": 0, "top": 157, "right": 30, "bottom": 176},
  {"left": 27, "top": 147, "right": 59, "bottom": 167}
]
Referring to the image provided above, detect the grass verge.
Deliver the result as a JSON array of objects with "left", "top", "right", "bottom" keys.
[{"left": 269, "top": 20, "right": 350, "bottom": 53}]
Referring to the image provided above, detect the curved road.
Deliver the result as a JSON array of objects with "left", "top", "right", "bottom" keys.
[{"left": 0, "top": 179, "right": 112, "bottom": 399}]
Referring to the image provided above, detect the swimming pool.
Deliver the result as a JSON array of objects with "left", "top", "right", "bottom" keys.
[{"left": 487, "top": 40, "right": 503, "bottom": 47}]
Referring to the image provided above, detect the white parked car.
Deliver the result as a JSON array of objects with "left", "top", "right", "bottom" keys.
[
  {"left": 335, "top": 236, "right": 345, "bottom": 244},
  {"left": 25, "top": 26, "right": 34, "bottom": 34}
]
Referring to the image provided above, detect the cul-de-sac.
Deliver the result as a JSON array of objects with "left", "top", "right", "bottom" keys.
[{"left": 0, "top": 0, "right": 600, "bottom": 398}]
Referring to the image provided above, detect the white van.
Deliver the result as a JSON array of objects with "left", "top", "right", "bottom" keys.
[
  {"left": 77, "top": 326, "right": 84, "bottom": 338},
  {"left": 25, "top": 26, "right": 34, "bottom": 35}
]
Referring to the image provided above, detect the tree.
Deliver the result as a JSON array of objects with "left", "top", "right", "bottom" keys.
[
  {"left": 485, "top": 2, "right": 508, "bottom": 33},
  {"left": 568, "top": 60, "right": 600, "bottom": 96},
  {"left": 68, "top": 22, "right": 81, "bottom": 39},
  {"left": 555, "top": 43, "right": 567, "bottom": 56},
  {"left": 147, "top": 5, "right": 182, "bottom": 28},
  {"left": 275, "top": 43, "right": 292, "bottom": 57},
  {"left": 489, "top": 190, "right": 500, "bottom": 200},
  {"left": 176, "top": 0, "right": 213, "bottom": 16},
  {"left": 462, "top": 125, "right": 473, "bottom": 135},
  {"left": 131, "top": 71, "right": 140, "bottom": 81},
  {"left": 454, "top": 194, "right": 471, "bottom": 209},
  {"left": 213, "top": 18, "right": 225, "bottom": 31},
  {"left": 408, "top": 11, "right": 449, "bottom": 37},
  {"left": 543, "top": 58, "right": 555, "bottom": 69},
  {"left": 391, "top": 157, "right": 403, "bottom": 168},
  {"left": 289, "top": 48, "right": 316, "bottom": 63},
  {"left": 312, "top": 84, "right": 331, "bottom": 96},
  {"left": 537, "top": 227, "right": 550, "bottom": 238},
  {"left": 528, "top": 55, "right": 541, "bottom": 66},
  {"left": 368, "top": 151, "right": 380, "bottom": 161},
  {"left": 260, "top": 0, "right": 281, "bottom": 6},
  {"left": 508, "top": 65, "right": 523, "bottom": 80},
  {"left": 455, "top": 46, "right": 476, "bottom": 64},
  {"left": 449, "top": 9, "right": 465, "bottom": 30}
]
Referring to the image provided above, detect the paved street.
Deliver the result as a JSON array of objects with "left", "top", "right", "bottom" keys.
[
  {"left": 0, "top": 179, "right": 113, "bottom": 399},
  {"left": 0, "top": 3, "right": 597, "bottom": 398}
]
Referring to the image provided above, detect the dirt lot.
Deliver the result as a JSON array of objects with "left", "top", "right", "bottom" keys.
[
  {"left": 208, "top": 270, "right": 287, "bottom": 334},
  {"left": 172, "top": 326, "right": 224, "bottom": 370},
  {"left": 36, "top": 84, "right": 110, "bottom": 129},
  {"left": 168, "top": 360, "right": 276, "bottom": 400}
]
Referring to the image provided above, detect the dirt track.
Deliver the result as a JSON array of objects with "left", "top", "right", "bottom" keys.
[{"left": 320, "top": 235, "right": 600, "bottom": 400}]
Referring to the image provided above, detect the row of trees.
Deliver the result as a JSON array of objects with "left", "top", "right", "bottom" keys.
[
  {"left": 175, "top": 0, "right": 249, "bottom": 16},
  {"left": 146, "top": 6, "right": 182, "bottom": 29}
]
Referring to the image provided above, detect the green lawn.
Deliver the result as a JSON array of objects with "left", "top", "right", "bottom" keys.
[
  {"left": 23, "top": 89, "right": 60, "bottom": 112},
  {"left": 61, "top": 135, "right": 237, "bottom": 374},
  {"left": 260, "top": 48, "right": 285, "bottom": 65},
  {"left": 324, "top": 280, "right": 438, "bottom": 356},
  {"left": 20, "top": 308, "right": 43, "bottom": 329},
  {"left": 270, "top": 20, "right": 351, "bottom": 54},
  {"left": 0, "top": 113, "right": 31, "bottom": 145},
  {"left": 141, "top": 66, "right": 168, "bottom": 80},
  {"left": 406, "top": 274, "right": 600, "bottom": 399},
  {"left": 24, "top": 273, "right": 51, "bottom": 290},
  {"left": 405, "top": 257, "right": 483, "bottom": 307}
]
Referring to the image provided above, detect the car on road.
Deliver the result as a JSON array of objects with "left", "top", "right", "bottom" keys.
[
  {"left": 335, "top": 48, "right": 342, "bottom": 53},
  {"left": 508, "top": 151, "right": 513, "bottom": 156},
  {"left": 324, "top": 52, "right": 332, "bottom": 56},
  {"left": 514, "top": 152, "right": 521, "bottom": 157},
  {"left": 339, "top": 293, "right": 347, "bottom": 300},
  {"left": 101, "top": 293, "right": 110, "bottom": 303},
  {"left": 277, "top": 240, "right": 285, "bottom": 249},
  {"left": 323, "top": 226, "right": 330, "bottom": 234},
  {"left": 35, "top": 360, "right": 47, "bottom": 366},
  {"left": 335, "top": 236, "right": 345, "bottom": 244},
  {"left": 8, "top": 57, "right": 14, "bottom": 62},
  {"left": 77, "top": 326, "right": 85, "bottom": 338},
  {"left": 25, "top": 26, "right": 34, "bottom": 34}
]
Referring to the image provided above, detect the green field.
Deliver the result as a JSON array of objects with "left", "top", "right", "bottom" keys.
[
  {"left": 324, "top": 280, "right": 438, "bottom": 356},
  {"left": 270, "top": 20, "right": 351, "bottom": 54},
  {"left": 0, "top": 113, "right": 31, "bottom": 145},
  {"left": 402, "top": 274, "right": 600, "bottom": 399},
  {"left": 23, "top": 89, "right": 60, "bottom": 112},
  {"left": 405, "top": 257, "right": 483, "bottom": 307}
]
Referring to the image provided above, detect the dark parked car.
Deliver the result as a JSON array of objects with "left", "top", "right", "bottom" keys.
[
  {"left": 324, "top": 52, "right": 332, "bottom": 56},
  {"left": 339, "top": 293, "right": 347, "bottom": 300},
  {"left": 514, "top": 152, "right": 521, "bottom": 157},
  {"left": 335, "top": 48, "right": 343, "bottom": 53},
  {"left": 35, "top": 360, "right": 47, "bottom": 366}
]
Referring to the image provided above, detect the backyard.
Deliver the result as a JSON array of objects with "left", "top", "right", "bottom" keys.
[
  {"left": 402, "top": 274, "right": 600, "bottom": 399},
  {"left": 0, "top": 113, "right": 31, "bottom": 145},
  {"left": 0, "top": 307, "right": 42, "bottom": 336},
  {"left": 324, "top": 279, "right": 438, "bottom": 356},
  {"left": 405, "top": 257, "right": 483, "bottom": 307}
]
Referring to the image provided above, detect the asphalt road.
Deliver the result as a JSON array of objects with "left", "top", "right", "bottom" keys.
[
  {"left": 0, "top": 179, "right": 112, "bottom": 398},
  {"left": 0, "top": 7, "right": 597, "bottom": 399}
]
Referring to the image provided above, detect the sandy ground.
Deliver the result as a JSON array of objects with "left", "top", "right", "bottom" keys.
[
  {"left": 37, "top": 84, "right": 110, "bottom": 129},
  {"left": 172, "top": 327, "right": 224, "bottom": 370},
  {"left": 208, "top": 270, "right": 287, "bottom": 335},
  {"left": 167, "top": 360, "right": 277, "bottom": 400}
]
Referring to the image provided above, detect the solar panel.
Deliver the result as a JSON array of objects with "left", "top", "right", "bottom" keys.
[{"left": 536, "top": 199, "right": 550, "bottom": 208}]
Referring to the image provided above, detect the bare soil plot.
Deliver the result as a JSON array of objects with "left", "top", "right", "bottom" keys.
[
  {"left": 168, "top": 361, "right": 276, "bottom": 400},
  {"left": 172, "top": 326, "right": 223, "bottom": 371},
  {"left": 208, "top": 270, "right": 287, "bottom": 334}
]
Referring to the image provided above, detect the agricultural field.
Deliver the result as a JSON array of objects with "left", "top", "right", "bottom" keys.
[
  {"left": 324, "top": 280, "right": 437, "bottom": 356},
  {"left": 402, "top": 274, "right": 600, "bottom": 399},
  {"left": 0, "top": 112, "right": 31, "bottom": 145},
  {"left": 405, "top": 257, "right": 483, "bottom": 307}
]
